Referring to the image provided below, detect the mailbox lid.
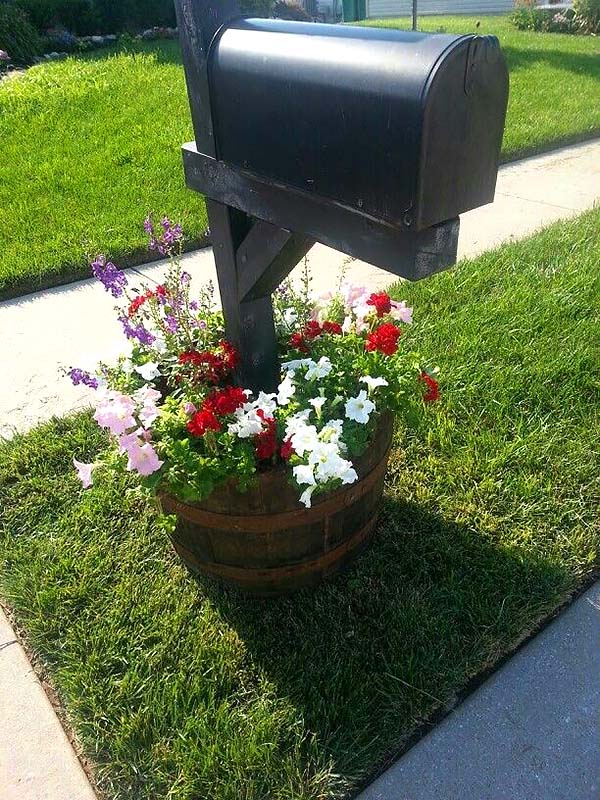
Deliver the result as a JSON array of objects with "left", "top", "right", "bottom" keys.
[{"left": 208, "top": 20, "right": 470, "bottom": 228}]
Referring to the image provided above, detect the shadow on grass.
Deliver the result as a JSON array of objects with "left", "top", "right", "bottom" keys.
[
  {"left": 503, "top": 45, "right": 600, "bottom": 77},
  {"left": 194, "top": 494, "right": 570, "bottom": 791}
]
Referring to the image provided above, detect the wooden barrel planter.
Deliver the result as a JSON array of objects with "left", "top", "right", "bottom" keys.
[{"left": 159, "top": 413, "right": 394, "bottom": 596}]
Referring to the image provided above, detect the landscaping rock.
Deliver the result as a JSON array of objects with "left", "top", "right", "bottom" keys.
[{"left": 91, "top": 35, "right": 105, "bottom": 46}]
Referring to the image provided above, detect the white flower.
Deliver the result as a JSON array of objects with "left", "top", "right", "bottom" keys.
[
  {"left": 360, "top": 375, "right": 389, "bottom": 393},
  {"left": 228, "top": 408, "right": 265, "bottom": 438},
  {"left": 277, "top": 374, "right": 296, "bottom": 406},
  {"left": 255, "top": 391, "right": 277, "bottom": 416},
  {"left": 284, "top": 410, "right": 312, "bottom": 437},
  {"left": 309, "top": 396, "right": 326, "bottom": 416},
  {"left": 290, "top": 424, "right": 320, "bottom": 457},
  {"left": 345, "top": 390, "right": 375, "bottom": 424},
  {"left": 390, "top": 300, "right": 413, "bottom": 325},
  {"left": 283, "top": 308, "right": 298, "bottom": 326},
  {"left": 134, "top": 361, "right": 160, "bottom": 381},
  {"left": 299, "top": 485, "right": 316, "bottom": 508},
  {"left": 305, "top": 356, "right": 332, "bottom": 381},
  {"left": 133, "top": 385, "right": 162, "bottom": 405},
  {"left": 293, "top": 464, "right": 316, "bottom": 486},
  {"left": 309, "top": 445, "right": 357, "bottom": 484},
  {"left": 153, "top": 336, "right": 168, "bottom": 353},
  {"left": 282, "top": 358, "right": 312, "bottom": 374},
  {"left": 319, "top": 419, "right": 344, "bottom": 445},
  {"left": 342, "top": 315, "right": 354, "bottom": 334}
]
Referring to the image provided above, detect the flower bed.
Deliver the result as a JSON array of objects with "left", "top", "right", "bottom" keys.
[{"left": 69, "top": 218, "right": 438, "bottom": 514}]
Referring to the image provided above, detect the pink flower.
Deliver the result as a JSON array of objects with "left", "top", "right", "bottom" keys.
[
  {"left": 94, "top": 392, "right": 136, "bottom": 435},
  {"left": 138, "top": 402, "right": 159, "bottom": 428},
  {"left": 183, "top": 401, "right": 197, "bottom": 415},
  {"left": 390, "top": 300, "right": 413, "bottom": 325},
  {"left": 125, "top": 442, "right": 163, "bottom": 477},
  {"left": 73, "top": 459, "right": 94, "bottom": 488},
  {"left": 118, "top": 430, "right": 141, "bottom": 454}
]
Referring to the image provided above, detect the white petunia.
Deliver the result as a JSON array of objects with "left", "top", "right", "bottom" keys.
[
  {"left": 299, "top": 485, "right": 316, "bottom": 508},
  {"left": 291, "top": 424, "right": 320, "bottom": 457},
  {"left": 255, "top": 391, "right": 277, "bottom": 416},
  {"left": 282, "top": 358, "right": 312, "bottom": 373},
  {"left": 345, "top": 390, "right": 375, "bottom": 424},
  {"left": 305, "top": 356, "right": 332, "bottom": 381},
  {"left": 319, "top": 419, "right": 344, "bottom": 445},
  {"left": 293, "top": 464, "right": 316, "bottom": 486},
  {"left": 228, "top": 408, "right": 265, "bottom": 438},
  {"left": 284, "top": 410, "right": 312, "bottom": 437},
  {"left": 309, "top": 396, "right": 326, "bottom": 416},
  {"left": 360, "top": 375, "right": 389, "bottom": 393},
  {"left": 283, "top": 308, "right": 298, "bottom": 326},
  {"left": 390, "top": 300, "right": 413, "bottom": 325},
  {"left": 134, "top": 361, "right": 160, "bottom": 381},
  {"left": 277, "top": 374, "right": 296, "bottom": 406}
]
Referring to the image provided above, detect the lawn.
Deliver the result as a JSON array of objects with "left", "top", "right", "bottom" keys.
[
  {"left": 362, "top": 15, "right": 600, "bottom": 160},
  {"left": 1, "top": 207, "right": 599, "bottom": 799},
  {"left": 1, "top": 20, "right": 599, "bottom": 300}
]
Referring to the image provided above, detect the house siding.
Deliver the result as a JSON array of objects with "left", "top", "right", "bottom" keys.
[{"left": 367, "top": 0, "right": 513, "bottom": 16}]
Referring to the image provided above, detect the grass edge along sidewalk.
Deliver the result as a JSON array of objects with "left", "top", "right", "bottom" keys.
[
  {"left": 1, "top": 207, "right": 599, "bottom": 799},
  {"left": 1, "top": 19, "right": 600, "bottom": 301}
]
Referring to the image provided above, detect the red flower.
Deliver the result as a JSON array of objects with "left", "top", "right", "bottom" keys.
[
  {"left": 155, "top": 284, "right": 167, "bottom": 297},
  {"left": 178, "top": 341, "right": 239, "bottom": 384},
  {"left": 187, "top": 408, "right": 221, "bottom": 437},
  {"left": 205, "top": 386, "right": 247, "bottom": 416},
  {"left": 127, "top": 289, "right": 153, "bottom": 317},
  {"left": 365, "top": 322, "right": 401, "bottom": 355},
  {"left": 255, "top": 415, "right": 276, "bottom": 460},
  {"left": 289, "top": 333, "right": 309, "bottom": 354},
  {"left": 367, "top": 292, "right": 392, "bottom": 318},
  {"left": 303, "top": 320, "right": 322, "bottom": 339},
  {"left": 280, "top": 438, "right": 294, "bottom": 460},
  {"left": 322, "top": 320, "right": 343, "bottom": 335},
  {"left": 420, "top": 371, "right": 440, "bottom": 403}
]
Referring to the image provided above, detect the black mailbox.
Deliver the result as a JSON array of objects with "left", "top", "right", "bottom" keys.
[
  {"left": 209, "top": 20, "right": 508, "bottom": 232},
  {"left": 174, "top": 0, "right": 509, "bottom": 392}
]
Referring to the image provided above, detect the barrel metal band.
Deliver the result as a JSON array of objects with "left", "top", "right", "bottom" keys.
[{"left": 159, "top": 437, "right": 392, "bottom": 533}]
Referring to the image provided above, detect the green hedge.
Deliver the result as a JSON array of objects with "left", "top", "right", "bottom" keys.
[
  {"left": 0, "top": 3, "right": 42, "bottom": 64},
  {"left": 11, "top": 0, "right": 176, "bottom": 35}
]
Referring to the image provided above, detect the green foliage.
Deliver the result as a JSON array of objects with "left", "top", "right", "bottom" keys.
[
  {"left": 510, "top": 6, "right": 577, "bottom": 33},
  {"left": 573, "top": 0, "right": 600, "bottom": 31},
  {"left": 12, "top": 0, "right": 176, "bottom": 35},
  {"left": 239, "top": 0, "right": 274, "bottom": 16},
  {"left": 1, "top": 207, "right": 600, "bottom": 799},
  {"left": 0, "top": 3, "right": 42, "bottom": 64},
  {"left": 13, "top": 0, "right": 97, "bottom": 35},
  {"left": 273, "top": 0, "right": 312, "bottom": 20}
]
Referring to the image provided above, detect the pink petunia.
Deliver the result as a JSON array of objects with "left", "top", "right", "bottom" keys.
[
  {"left": 125, "top": 442, "right": 164, "bottom": 477},
  {"left": 73, "top": 459, "right": 95, "bottom": 488},
  {"left": 94, "top": 392, "right": 137, "bottom": 436},
  {"left": 390, "top": 300, "right": 413, "bottom": 325}
]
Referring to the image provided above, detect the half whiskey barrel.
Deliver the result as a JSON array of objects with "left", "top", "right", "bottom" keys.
[{"left": 159, "top": 413, "right": 394, "bottom": 595}]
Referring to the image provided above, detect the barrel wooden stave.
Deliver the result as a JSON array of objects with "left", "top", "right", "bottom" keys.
[{"left": 159, "top": 413, "right": 394, "bottom": 595}]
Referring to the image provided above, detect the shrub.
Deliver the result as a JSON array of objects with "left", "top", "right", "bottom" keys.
[
  {"left": 573, "top": 0, "right": 600, "bottom": 31},
  {"left": 0, "top": 3, "right": 42, "bottom": 64},
  {"left": 274, "top": 0, "right": 312, "bottom": 19},
  {"left": 13, "top": 0, "right": 98, "bottom": 35},
  {"left": 240, "top": 0, "right": 274, "bottom": 16},
  {"left": 510, "top": 5, "right": 576, "bottom": 32}
]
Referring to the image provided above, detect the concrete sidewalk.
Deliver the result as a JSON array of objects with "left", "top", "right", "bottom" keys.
[
  {"left": 359, "top": 581, "right": 600, "bottom": 800},
  {"left": 0, "top": 138, "right": 599, "bottom": 800},
  {"left": 1, "top": 138, "right": 599, "bottom": 438}
]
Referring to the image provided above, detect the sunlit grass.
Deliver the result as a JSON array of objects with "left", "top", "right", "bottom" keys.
[{"left": 2, "top": 207, "right": 599, "bottom": 799}]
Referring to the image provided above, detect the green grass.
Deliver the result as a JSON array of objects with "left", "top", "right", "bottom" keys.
[
  {"left": 2, "top": 208, "right": 599, "bottom": 799},
  {"left": 1, "top": 21, "right": 600, "bottom": 300},
  {"left": 361, "top": 16, "right": 600, "bottom": 160},
  {"left": 0, "top": 43, "right": 208, "bottom": 300}
]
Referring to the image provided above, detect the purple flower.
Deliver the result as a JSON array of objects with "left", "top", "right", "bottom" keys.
[
  {"left": 68, "top": 367, "right": 99, "bottom": 389},
  {"left": 144, "top": 215, "right": 183, "bottom": 256},
  {"left": 164, "top": 314, "right": 178, "bottom": 333},
  {"left": 119, "top": 315, "right": 155, "bottom": 346},
  {"left": 91, "top": 255, "right": 127, "bottom": 298},
  {"left": 180, "top": 271, "right": 191, "bottom": 285}
]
